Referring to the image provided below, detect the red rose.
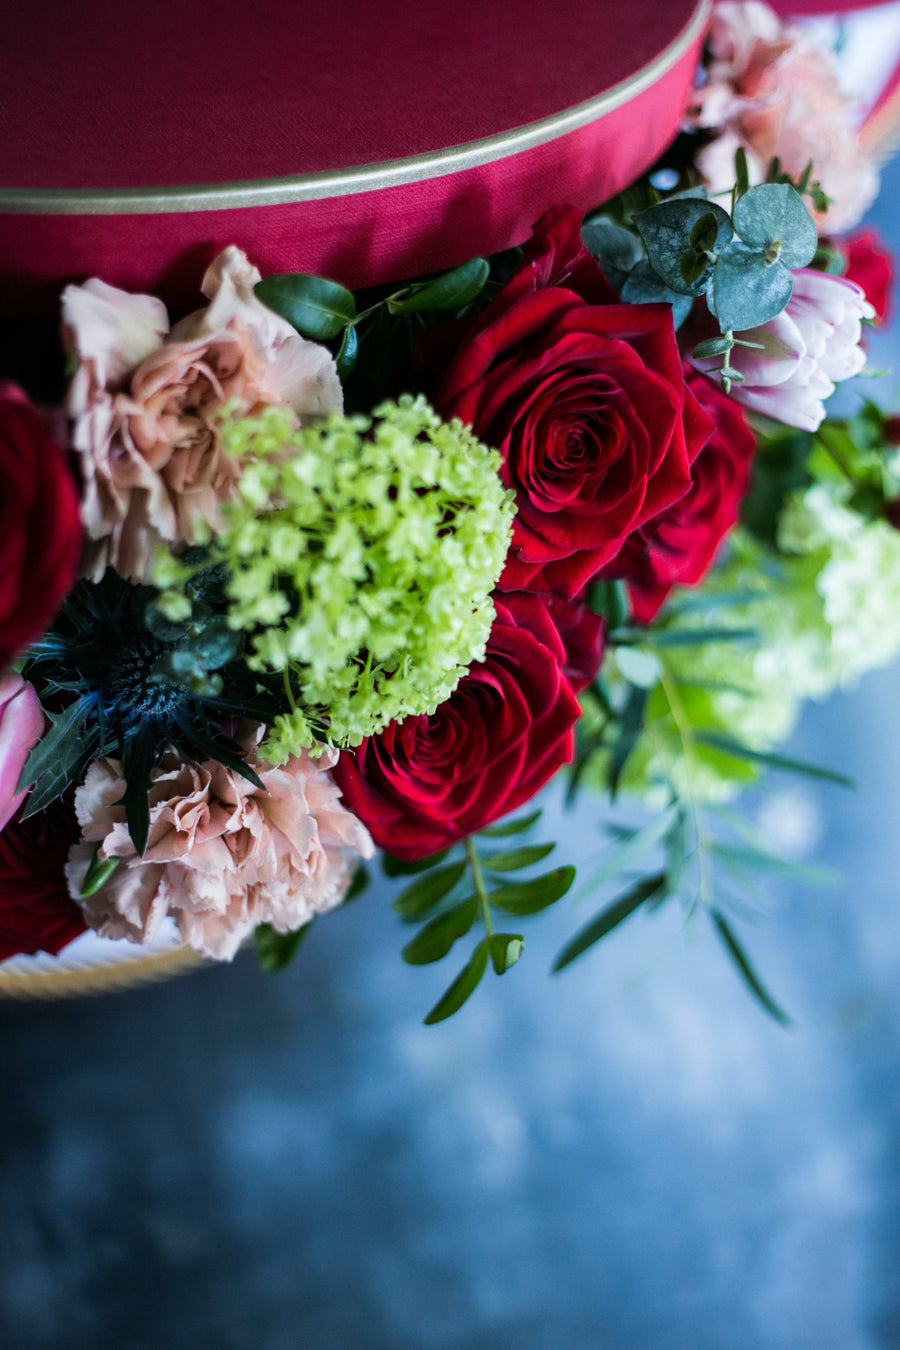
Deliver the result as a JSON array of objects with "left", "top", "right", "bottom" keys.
[
  {"left": 842, "top": 229, "right": 894, "bottom": 325},
  {"left": 434, "top": 206, "right": 713, "bottom": 598},
  {"left": 333, "top": 591, "right": 601, "bottom": 859},
  {"left": 0, "top": 797, "right": 85, "bottom": 961},
  {"left": 610, "top": 370, "right": 757, "bottom": 623},
  {"left": 0, "top": 383, "right": 81, "bottom": 668}
]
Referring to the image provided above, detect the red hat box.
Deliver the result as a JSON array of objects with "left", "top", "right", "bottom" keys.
[{"left": 0, "top": 0, "right": 710, "bottom": 316}]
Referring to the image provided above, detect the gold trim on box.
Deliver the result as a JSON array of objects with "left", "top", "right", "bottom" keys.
[
  {"left": 0, "top": 945, "right": 204, "bottom": 1000},
  {"left": 0, "top": 0, "right": 711, "bottom": 216}
]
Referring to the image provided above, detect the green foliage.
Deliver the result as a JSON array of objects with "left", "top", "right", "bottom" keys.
[
  {"left": 255, "top": 919, "right": 315, "bottom": 972},
  {"left": 391, "top": 811, "right": 575, "bottom": 1024},
  {"left": 254, "top": 273, "right": 357, "bottom": 340}
]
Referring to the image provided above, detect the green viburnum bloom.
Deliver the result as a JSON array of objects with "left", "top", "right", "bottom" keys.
[{"left": 159, "top": 396, "right": 515, "bottom": 759}]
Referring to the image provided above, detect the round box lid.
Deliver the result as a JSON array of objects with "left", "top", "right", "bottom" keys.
[{"left": 0, "top": 0, "right": 709, "bottom": 313}]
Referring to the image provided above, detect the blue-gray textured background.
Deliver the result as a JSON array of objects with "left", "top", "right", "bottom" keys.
[{"left": 3, "top": 153, "right": 900, "bottom": 1350}]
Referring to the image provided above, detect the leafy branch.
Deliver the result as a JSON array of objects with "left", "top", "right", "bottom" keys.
[{"left": 386, "top": 811, "right": 574, "bottom": 1024}]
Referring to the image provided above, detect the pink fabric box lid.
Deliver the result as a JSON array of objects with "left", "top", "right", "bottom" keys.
[{"left": 0, "top": 0, "right": 709, "bottom": 313}]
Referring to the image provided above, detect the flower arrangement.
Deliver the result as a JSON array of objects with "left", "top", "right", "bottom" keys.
[{"left": 2, "top": 0, "right": 897, "bottom": 1023}]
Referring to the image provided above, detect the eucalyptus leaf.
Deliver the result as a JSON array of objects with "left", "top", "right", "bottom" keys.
[
  {"left": 614, "top": 646, "right": 662, "bottom": 689},
  {"left": 553, "top": 872, "right": 667, "bottom": 972},
  {"left": 478, "top": 810, "right": 542, "bottom": 838},
  {"left": 488, "top": 933, "right": 525, "bottom": 975},
  {"left": 392, "top": 860, "right": 467, "bottom": 916},
  {"left": 581, "top": 217, "right": 644, "bottom": 291},
  {"left": 733, "top": 183, "right": 817, "bottom": 269},
  {"left": 709, "top": 246, "right": 793, "bottom": 332},
  {"left": 480, "top": 843, "right": 556, "bottom": 873},
  {"left": 488, "top": 866, "right": 576, "bottom": 916},
  {"left": 255, "top": 273, "right": 357, "bottom": 340},
  {"left": 423, "top": 939, "right": 489, "bottom": 1024},
  {"left": 635, "top": 198, "right": 733, "bottom": 295},
  {"left": 401, "top": 896, "right": 479, "bottom": 965},
  {"left": 620, "top": 261, "right": 694, "bottom": 327},
  {"left": 711, "top": 910, "right": 792, "bottom": 1026},
  {"left": 387, "top": 257, "right": 489, "bottom": 313}
]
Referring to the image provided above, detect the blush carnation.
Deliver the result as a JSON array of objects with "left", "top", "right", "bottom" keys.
[
  {"left": 433, "top": 205, "right": 713, "bottom": 598},
  {"left": 66, "top": 730, "right": 374, "bottom": 961},
  {"left": 63, "top": 247, "right": 343, "bottom": 583},
  {"left": 690, "top": 269, "right": 874, "bottom": 433},
  {"left": 689, "top": 1, "right": 878, "bottom": 234}
]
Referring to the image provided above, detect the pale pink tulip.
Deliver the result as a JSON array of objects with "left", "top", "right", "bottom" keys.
[
  {"left": 0, "top": 671, "right": 44, "bottom": 833},
  {"left": 691, "top": 269, "right": 874, "bottom": 432}
]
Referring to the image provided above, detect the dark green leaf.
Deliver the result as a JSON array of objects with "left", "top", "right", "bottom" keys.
[
  {"left": 711, "top": 910, "right": 792, "bottom": 1026},
  {"left": 422, "top": 939, "right": 489, "bottom": 1024},
  {"left": 343, "top": 863, "right": 370, "bottom": 904},
  {"left": 255, "top": 273, "right": 357, "bottom": 340},
  {"left": 478, "top": 810, "right": 541, "bottom": 838},
  {"left": 143, "top": 602, "right": 188, "bottom": 642},
  {"left": 481, "top": 843, "right": 556, "bottom": 873},
  {"left": 392, "top": 861, "right": 467, "bottom": 916},
  {"left": 488, "top": 933, "right": 525, "bottom": 974},
  {"left": 79, "top": 848, "right": 121, "bottom": 898},
  {"left": 382, "top": 847, "right": 450, "bottom": 877},
  {"left": 553, "top": 873, "right": 666, "bottom": 972},
  {"left": 387, "top": 257, "right": 489, "bottom": 313},
  {"left": 735, "top": 146, "right": 750, "bottom": 197},
  {"left": 635, "top": 197, "right": 733, "bottom": 295},
  {"left": 649, "top": 626, "right": 757, "bottom": 648},
  {"left": 575, "top": 804, "right": 678, "bottom": 899},
  {"left": 488, "top": 866, "right": 576, "bottom": 915},
  {"left": 18, "top": 693, "right": 97, "bottom": 817},
  {"left": 710, "top": 841, "right": 839, "bottom": 886},
  {"left": 256, "top": 919, "right": 314, "bottom": 972},
  {"left": 607, "top": 684, "right": 647, "bottom": 797},
  {"left": 709, "top": 246, "right": 793, "bottom": 332},
  {"left": 732, "top": 183, "right": 817, "bottom": 269},
  {"left": 586, "top": 577, "right": 629, "bottom": 627},
  {"left": 335, "top": 322, "right": 359, "bottom": 381},
  {"left": 401, "top": 896, "right": 479, "bottom": 964},
  {"left": 694, "top": 732, "right": 856, "bottom": 787}
]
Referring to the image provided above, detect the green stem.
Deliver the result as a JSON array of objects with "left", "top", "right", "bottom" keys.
[
  {"left": 465, "top": 836, "right": 494, "bottom": 938},
  {"left": 657, "top": 665, "right": 713, "bottom": 909}
]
